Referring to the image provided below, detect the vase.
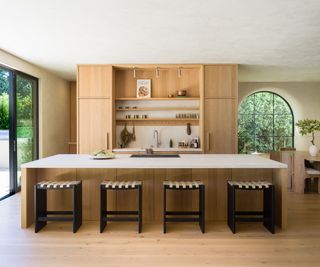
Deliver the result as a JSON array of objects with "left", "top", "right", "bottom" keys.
[{"left": 309, "top": 145, "right": 318, "bottom": 157}]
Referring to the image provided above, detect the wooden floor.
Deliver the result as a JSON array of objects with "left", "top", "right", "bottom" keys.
[{"left": 0, "top": 192, "right": 319, "bottom": 267}]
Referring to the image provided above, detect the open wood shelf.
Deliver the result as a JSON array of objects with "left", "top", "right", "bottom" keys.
[
  {"left": 116, "top": 118, "right": 199, "bottom": 125},
  {"left": 115, "top": 97, "right": 200, "bottom": 101},
  {"left": 116, "top": 107, "right": 200, "bottom": 111}
]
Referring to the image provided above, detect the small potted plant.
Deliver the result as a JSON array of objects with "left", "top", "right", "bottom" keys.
[{"left": 296, "top": 119, "right": 320, "bottom": 156}]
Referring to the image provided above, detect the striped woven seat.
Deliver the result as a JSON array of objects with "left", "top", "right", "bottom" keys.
[
  {"left": 228, "top": 181, "right": 272, "bottom": 189},
  {"left": 101, "top": 181, "right": 142, "bottom": 189},
  {"left": 37, "top": 181, "right": 80, "bottom": 189},
  {"left": 164, "top": 181, "right": 203, "bottom": 189}
]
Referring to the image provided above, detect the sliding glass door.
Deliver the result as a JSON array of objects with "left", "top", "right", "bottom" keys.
[
  {"left": 16, "top": 73, "right": 38, "bottom": 188},
  {"left": 0, "top": 65, "right": 38, "bottom": 199},
  {"left": 0, "top": 68, "right": 10, "bottom": 199}
]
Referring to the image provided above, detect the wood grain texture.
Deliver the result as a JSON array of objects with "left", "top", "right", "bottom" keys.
[
  {"left": 273, "top": 168, "right": 288, "bottom": 229},
  {"left": 21, "top": 167, "right": 287, "bottom": 229},
  {"left": 21, "top": 168, "right": 37, "bottom": 228},
  {"left": 204, "top": 99, "right": 237, "bottom": 153},
  {"left": 69, "top": 81, "right": 77, "bottom": 153},
  {"left": 78, "top": 98, "right": 113, "bottom": 153},
  {"left": 204, "top": 65, "right": 238, "bottom": 99},
  {"left": 77, "top": 168, "right": 116, "bottom": 220},
  {"left": 6, "top": 192, "right": 319, "bottom": 266},
  {"left": 231, "top": 168, "right": 273, "bottom": 213},
  {"left": 115, "top": 67, "right": 201, "bottom": 99},
  {"left": 78, "top": 65, "right": 113, "bottom": 98},
  {"left": 270, "top": 151, "right": 294, "bottom": 190},
  {"left": 115, "top": 169, "right": 154, "bottom": 222}
]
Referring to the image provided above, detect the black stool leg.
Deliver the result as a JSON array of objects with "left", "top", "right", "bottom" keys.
[
  {"left": 263, "top": 185, "right": 275, "bottom": 234},
  {"left": 73, "top": 182, "right": 82, "bottom": 233},
  {"left": 163, "top": 185, "right": 167, "bottom": 234},
  {"left": 34, "top": 186, "right": 47, "bottom": 233},
  {"left": 138, "top": 185, "right": 143, "bottom": 233},
  {"left": 199, "top": 185, "right": 205, "bottom": 233},
  {"left": 227, "top": 183, "right": 236, "bottom": 234},
  {"left": 100, "top": 185, "right": 107, "bottom": 233}
]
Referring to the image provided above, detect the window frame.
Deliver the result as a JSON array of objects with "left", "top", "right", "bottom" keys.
[{"left": 238, "top": 91, "right": 294, "bottom": 153}]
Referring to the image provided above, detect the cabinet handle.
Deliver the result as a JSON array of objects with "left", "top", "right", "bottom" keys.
[
  {"left": 206, "top": 132, "right": 210, "bottom": 151},
  {"left": 106, "top": 132, "right": 109, "bottom": 150}
]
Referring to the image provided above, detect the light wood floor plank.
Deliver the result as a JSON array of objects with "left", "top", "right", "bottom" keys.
[{"left": 0, "top": 192, "right": 320, "bottom": 267}]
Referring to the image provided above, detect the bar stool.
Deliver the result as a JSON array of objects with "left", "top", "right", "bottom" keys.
[
  {"left": 227, "top": 180, "right": 275, "bottom": 234},
  {"left": 100, "top": 181, "right": 142, "bottom": 233},
  {"left": 34, "top": 180, "right": 82, "bottom": 233},
  {"left": 163, "top": 181, "right": 205, "bottom": 233}
]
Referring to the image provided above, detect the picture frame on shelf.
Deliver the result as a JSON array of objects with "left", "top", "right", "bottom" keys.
[{"left": 137, "top": 79, "right": 151, "bottom": 98}]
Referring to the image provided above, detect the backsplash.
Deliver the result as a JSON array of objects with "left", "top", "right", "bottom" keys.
[{"left": 116, "top": 125, "right": 200, "bottom": 149}]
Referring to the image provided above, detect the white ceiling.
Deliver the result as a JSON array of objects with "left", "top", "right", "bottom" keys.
[{"left": 0, "top": 0, "right": 320, "bottom": 81}]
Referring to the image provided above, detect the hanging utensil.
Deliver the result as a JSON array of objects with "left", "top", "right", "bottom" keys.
[
  {"left": 132, "top": 122, "right": 136, "bottom": 141},
  {"left": 187, "top": 123, "right": 191, "bottom": 135}
]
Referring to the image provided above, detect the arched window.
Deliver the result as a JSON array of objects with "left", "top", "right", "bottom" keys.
[{"left": 238, "top": 91, "right": 294, "bottom": 153}]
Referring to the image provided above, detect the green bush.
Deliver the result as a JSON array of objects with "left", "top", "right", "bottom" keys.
[{"left": 0, "top": 93, "right": 9, "bottom": 129}]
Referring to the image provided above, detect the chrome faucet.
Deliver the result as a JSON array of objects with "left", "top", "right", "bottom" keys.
[{"left": 154, "top": 130, "right": 161, "bottom": 148}]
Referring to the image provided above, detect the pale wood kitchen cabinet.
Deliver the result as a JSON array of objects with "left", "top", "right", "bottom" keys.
[
  {"left": 204, "top": 99, "right": 237, "bottom": 154},
  {"left": 78, "top": 98, "right": 113, "bottom": 154},
  {"left": 203, "top": 65, "right": 238, "bottom": 153},
  {"left": 204, "top": 65, "right": 238, "bottom": 99},
  {"left": 78, "top": 65, "right": 113, "bottom": 98}
]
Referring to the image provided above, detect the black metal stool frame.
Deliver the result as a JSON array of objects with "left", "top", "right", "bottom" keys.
[
  {"left": 163, "top": 184, "right": 205, "bottom": 233},
  {"left": 227, "top": 183, "right": 275, "bottom": 234},
  {"left": 100, "top": 184, "right": 142, "bottom": 233},
  {"left": 34, "top": 181, "right": 82, "bottom": 233}
]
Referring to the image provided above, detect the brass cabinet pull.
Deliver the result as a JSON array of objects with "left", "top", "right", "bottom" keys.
[
  {"left": 206, "top": 132, "right": 210, "bottom": 152},
  {"left": 106, "top": 132, "right": 109, "bottom": 150}
]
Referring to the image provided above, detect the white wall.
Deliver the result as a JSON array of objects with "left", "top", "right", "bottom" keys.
[
  {"left": 0, "top": 49, "right": 70, "bottom": 157},
  {"left": 238, "top": 82, "right": 320, "bottom": 151}
]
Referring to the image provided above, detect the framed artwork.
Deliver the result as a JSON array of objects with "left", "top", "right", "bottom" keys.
[{"left": 136, "top": 79, "right": 151, "bottom": 98}]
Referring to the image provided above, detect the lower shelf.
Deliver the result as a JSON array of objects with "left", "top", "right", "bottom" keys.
[{"left": 116, "top": 118, "right": 199, "bottom": 125}]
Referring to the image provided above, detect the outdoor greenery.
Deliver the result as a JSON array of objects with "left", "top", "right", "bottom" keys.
[
  {"left": 238, "top": 91, "right": 294, "bottom": 153},
  {"left": 0, "top": 67, "right": 36, "bottom": 176},
  {"left": 296, "top": 119, "right": 320, "bottom": 145},
  {"left": 0, "top": 69, "right": 9, "bottom": 129},
  {"left": 0, "top": 92, "right": 9, "bottom": 129}
]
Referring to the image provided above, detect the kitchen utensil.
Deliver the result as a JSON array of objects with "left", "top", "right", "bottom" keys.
[
  {"left": 119, "top": 123, "right": 133, "bottom": 148},
  {"left": 177, "top": 90, "right": 187, "bottom": 96},
  {"left": 187, "top": 123, "right": 191, "bottom": 135},
  {"left": 132, "top": 123, "right": 136, "bottom": 141}
]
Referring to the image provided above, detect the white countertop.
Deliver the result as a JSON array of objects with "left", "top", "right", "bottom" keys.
[
  {"left": 113, "top": 148, "right": 202, "bottom": 153},
  {"left": 22, "top": 154, "right": 287, "bottom": 169}
]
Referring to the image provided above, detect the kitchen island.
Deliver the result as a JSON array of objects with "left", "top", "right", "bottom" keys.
[{"left": 21, "top": 154, "right": 287, "bottom": 229}]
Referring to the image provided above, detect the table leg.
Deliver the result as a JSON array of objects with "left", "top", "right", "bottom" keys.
[
  {"left": 272, "top": 168, "right": 287, "bottom": 230},
  {"left": 21, "top": 168, "right": 37, "bottom": 228}
]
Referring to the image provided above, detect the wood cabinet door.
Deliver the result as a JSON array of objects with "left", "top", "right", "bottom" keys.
[
  {"left": 204, "top": 99, "right": 237, "bottom": 154},
  {"left": 78, "top": 99, "right": 113, "bottom": 153},
  {"left": 78, "top": 65, "right": 113, "bottom": 98},
  {"left": 204, "top": 65, "right": 237, "bottom": 98},
  {"left": 281, "top": 152, "right": 294, "bottom": 190}
]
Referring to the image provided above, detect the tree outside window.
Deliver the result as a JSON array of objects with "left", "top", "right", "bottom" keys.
[{"left": 238, "top": 91, "right": 294, "bottom": 154}]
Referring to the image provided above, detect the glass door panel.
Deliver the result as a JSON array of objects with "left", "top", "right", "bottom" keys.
[
  {"left": 15, "top": 73, "right": 38, "bottom": 188},
  {"left": 0, "top": 67, "right": 10, "bottom": 198}
]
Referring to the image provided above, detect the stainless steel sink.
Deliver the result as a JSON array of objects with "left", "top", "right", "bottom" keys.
[{"left": 130, "top": 154, "right": 180, "bottom": 158}]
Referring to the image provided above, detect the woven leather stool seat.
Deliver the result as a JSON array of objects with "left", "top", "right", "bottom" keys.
[
  {"left": 227, "top": 180, "right": 275, "bottom": 234},
  {"left": 228, "top": 181, "right": 272, "bottom": 189},
  {"left": 37, "top": 181, "right": 81, "bottom": 189},
  {"left": 100, "top": 180, "right": 142, "bottom": 233},
  {"left": 34, "top": 180, "right": 82, "bottom": 233},
  {"left": 101, "top": 181, "right": 142, "bottom": 189},
  {"left": 163, "top": 181, "right": 203, "bottom": 189},
  {"left": 163, "top": 180, "right": 205, "bottom": 233}
]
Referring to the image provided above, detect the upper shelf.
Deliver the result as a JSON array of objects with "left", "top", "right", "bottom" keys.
[
  {"left": 116, "top": 107, "right": 199, "bottom": 111},
  {"left": 115, "top": 97, "right": 200, "bottom": 101}
]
